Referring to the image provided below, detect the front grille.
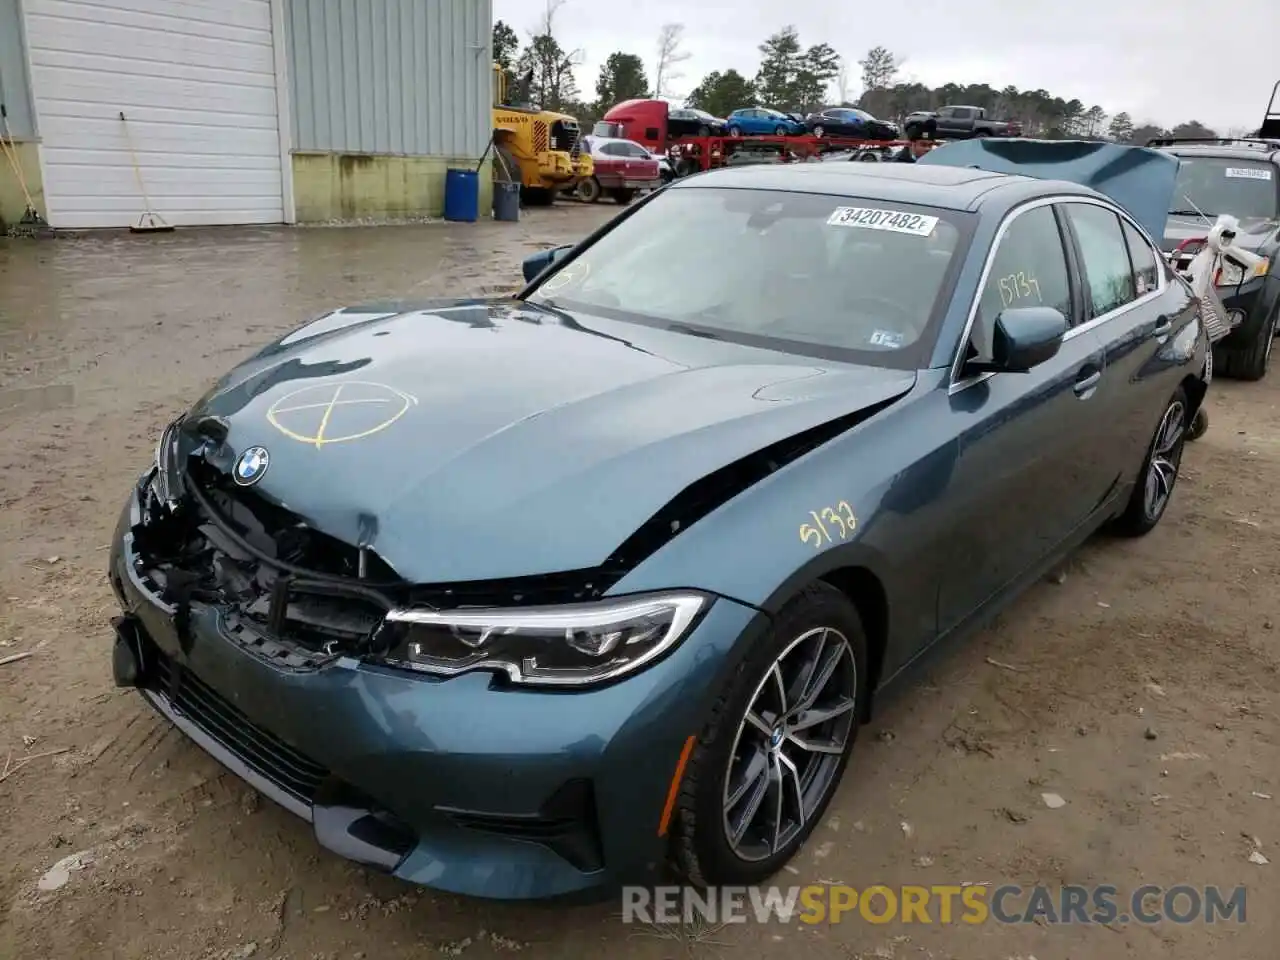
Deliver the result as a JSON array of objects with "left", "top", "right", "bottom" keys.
[{"left": 148, "top": 644, "right": 329, "bottom": 805}]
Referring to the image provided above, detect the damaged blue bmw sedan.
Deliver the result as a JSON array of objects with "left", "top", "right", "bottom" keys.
[{"left": 110, "top": 140, "right": 1208, "bottom": 901}]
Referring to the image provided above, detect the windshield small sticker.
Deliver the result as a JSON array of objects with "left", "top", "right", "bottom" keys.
[
  {"left": 827, "top": 207, "right": 939, "bottom": 236},
  {"left": 1224, "top": 167, "right": 1272, "bottom": 180},
  {"left": 869, "top": 329, "right": 905, "bottom": 348},
  {"left": 540, "top": 259, "right": 590, "bottom": 294}
]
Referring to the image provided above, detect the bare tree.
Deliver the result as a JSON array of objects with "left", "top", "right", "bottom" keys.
[
  {"left": 653, "top": 23, "right": 692, "bottom": 99},
  {"left": 512, "top": 0, "right": 585, "bottom": 110},
  {"left": 836, "top": 62, "right": 851, "bottom": 105}
]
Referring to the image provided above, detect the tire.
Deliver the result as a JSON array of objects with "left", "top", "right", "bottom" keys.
[
  {"left": 613, "top": 188, "right": 636, "bottom": 204},
  {"left": 1187, "top": 407, "right": 1209, "bottom": 442},
  {"left": 522, "top": 186, "right": 555, "bottom": 206},
  {"left": 774, "top": 125, "right": 788, "bottom": 135},
  {"left": 859, "top": 150, "right": 880, "bottom": 162},
  {"left": 1111, "top": 385, "right": 1190, "bottom": 537},
  {"left": 728, "top": 125, "right": 742, "bottom": 138},
  {"left": 576, "top": 177, "right": 602, "bottom": 203},
  {"left": 812, "top": 125, "right": 825, "bottom": 138},
  {"left": 904, "top": 123, "right": 922, "bottom": 139},
  {"left": 672, "top": 581, "right": 868, "bottom": 887},
  {"left": 698, "top": 125, "right": 711, "bottom": 135},
  {"left": 1213, "top": 303, "right": 1279, "bottom": 381},
  {"left": 974, "top": 129, "right": 992, "bottom": 138}
]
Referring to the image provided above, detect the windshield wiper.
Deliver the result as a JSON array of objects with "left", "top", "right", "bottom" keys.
[
  {"left": 1169, "top": 209, "right": 1216, "bottom": 217},
  {"left": 666, "top": 322, "right": 722, "bottom": 340}
]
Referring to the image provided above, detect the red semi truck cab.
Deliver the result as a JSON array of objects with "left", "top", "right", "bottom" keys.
[{"left": 597, "top": 100, "right": 671, "bottom": 153}]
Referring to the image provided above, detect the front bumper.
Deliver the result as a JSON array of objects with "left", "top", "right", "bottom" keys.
[
  {"left": 108, "top": 485, "right": 763, "bottom": 900},
  {"left": 1214, "top": 277, "right": 1273, "bottom": 345}
]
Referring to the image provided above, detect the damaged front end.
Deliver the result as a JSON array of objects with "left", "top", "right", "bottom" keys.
[{"left": 117, "top": 419, "right": 405, "bottom": 673}]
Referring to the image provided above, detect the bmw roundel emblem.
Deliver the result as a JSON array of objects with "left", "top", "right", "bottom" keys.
[{"left": 233, "top": 446, "right": 270, "bottom": 486}]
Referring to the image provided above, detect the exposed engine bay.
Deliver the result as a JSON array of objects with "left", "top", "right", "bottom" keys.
[{"left": 131, "top": 450, "right": 403, "bottom": 668}]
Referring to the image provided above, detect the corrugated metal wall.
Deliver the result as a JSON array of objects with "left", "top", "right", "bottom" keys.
[
  {"left": 285, "top": 0, "right": 491, "bottom": 159},
  {"left": 0, "top": 0, "right": 36, "bottom": 138}
]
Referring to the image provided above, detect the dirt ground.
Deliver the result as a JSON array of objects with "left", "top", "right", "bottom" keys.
[{"left": 1, "top": 205, "right": 1277, "bottom": 960}]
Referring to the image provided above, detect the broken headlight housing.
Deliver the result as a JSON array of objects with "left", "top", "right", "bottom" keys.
[{"left": 370, "top": 592, "right": 708, "bottom": 687}]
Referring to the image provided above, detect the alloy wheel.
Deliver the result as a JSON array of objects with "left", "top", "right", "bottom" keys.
[
  {"left": 1144, "top": 399, "right": 1186, "bottom": 521},
  {"left": 721, "top": 626, "right": 857, "bottom": 862}
]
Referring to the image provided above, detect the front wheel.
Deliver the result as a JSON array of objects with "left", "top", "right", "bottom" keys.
[
  {"left": 521, "top": 186, "right": 555, "bottom": 206},
  {"left": 1111, "top": 386, "right": 1189, "bottom": 537},
  {"left": 576, "top": 177, "right": 602, "bottom": 203},
  {"left": 672, "top": 582, "right": 867, "bottom": 887},
  {"left": 728, "top": 125, "right": 742, "bottom": 137},
  {"left": 698, "top": 125, "right": 711, "bottom": 135},
  {"left": 774, "top": 125, "right": 788, "bottom": 135},
  {"left": 812, "top": 125, "right": 825, "bottom": 138},
  {"left": 612, "top": 188, "right": 636, "bottom": 204}
]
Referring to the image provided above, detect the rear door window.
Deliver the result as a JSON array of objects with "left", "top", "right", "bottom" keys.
[
  {"left": 1063, "top": 203, "right": 1138, "bottom": 317},
  {"left": 1120, "top": 219, "right": 1161, "bottom": 297}
]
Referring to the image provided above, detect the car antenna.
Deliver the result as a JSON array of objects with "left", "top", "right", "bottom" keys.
[{"left": 1181, "top": 193, "right": 1214, "bottom": 227}]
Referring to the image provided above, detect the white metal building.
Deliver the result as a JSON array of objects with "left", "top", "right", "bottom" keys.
[{"left": 2, "top": 0, "right": 492, "bottom": 229}]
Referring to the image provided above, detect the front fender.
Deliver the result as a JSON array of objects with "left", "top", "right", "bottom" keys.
[{"left": 612, "top": 373, "right": 957, "bottom": 678}]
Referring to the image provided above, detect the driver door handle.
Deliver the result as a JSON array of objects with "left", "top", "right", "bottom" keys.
[
  {"left": 1152, "top": 315, "right": 1172, "bottom": 339},
  {"left": 1074, "top": 368, "right": 1102, "bottom": 398}
]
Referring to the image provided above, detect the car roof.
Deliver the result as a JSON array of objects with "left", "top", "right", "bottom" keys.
[
  {"left": 584, "top": 135, "right": 646, "bottom": 149},
  {"left": 1158, "top": 142, "right": 1280, "bottom": 163},
  {"left": 669, "top": 161, "right": 1100, "bottom": 213}
]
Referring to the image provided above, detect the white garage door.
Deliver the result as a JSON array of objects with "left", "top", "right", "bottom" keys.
[{"left": 24, "top": 0, "right": 285, "bottom": 228}]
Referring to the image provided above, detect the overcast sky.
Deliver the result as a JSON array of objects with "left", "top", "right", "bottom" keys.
[{"left": 492, "top": 0, "right": 1278, "bottom": 131}]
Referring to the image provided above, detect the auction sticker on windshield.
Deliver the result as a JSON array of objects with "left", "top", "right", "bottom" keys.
[
  {"left": 1225, "top": 167, "right": 1272, "bottom": 180},
  {"left": 827, "top": 207, "right": 938, "bottom": 236}
]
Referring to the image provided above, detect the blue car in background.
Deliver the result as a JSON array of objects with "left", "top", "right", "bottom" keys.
[
  {"left": 110, "top": 138, "right": 1208, "bottom": 903},
  {"left": 726, "top": 106, "right": 807, "bottom": 136}
]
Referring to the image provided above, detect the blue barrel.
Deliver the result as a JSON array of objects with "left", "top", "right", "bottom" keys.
[
  {"left": 492, "top": 181, "right": 520, "bottom": 222},
  {"left": 443, "top": 168, "right": 479, "bottom": 222}
]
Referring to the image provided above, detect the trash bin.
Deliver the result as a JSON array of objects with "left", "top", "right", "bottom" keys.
[
  {"left": 443, "top": 168, "right": 479, "bottom": 223},
  {"left": 493, "top": 182, "right": 520, "bottom": 222}
]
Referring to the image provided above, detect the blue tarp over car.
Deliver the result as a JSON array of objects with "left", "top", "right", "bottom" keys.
[{"left": 919, "top": 138, "right": 1182, "bottom": 243}]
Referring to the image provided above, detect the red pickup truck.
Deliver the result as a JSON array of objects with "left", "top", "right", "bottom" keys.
[{"left": 575, "top": 135, "right": 661, "bottom": 203}]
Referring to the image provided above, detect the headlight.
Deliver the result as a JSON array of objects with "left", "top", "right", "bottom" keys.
[
  {"left": 1217, "top": 255, "right": 1269, "bottom": 287},
  {"left": 371, "top": 591, "right": 708, "bottom": 687}
]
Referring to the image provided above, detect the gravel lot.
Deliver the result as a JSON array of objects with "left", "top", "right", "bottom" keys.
[{"left": 1, "top": 206, "right": 1277, "bottom": 959}]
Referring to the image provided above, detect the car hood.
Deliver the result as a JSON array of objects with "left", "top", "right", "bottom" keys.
[
  {"left": 182, "top": 299, "right": 916, "bottom": 583},
  {"left": 1162, "top": 215, "right": 1280, "bottom": 253},
  {"left": 921, "top": 139, "right": 1181, "bottom": 242}
]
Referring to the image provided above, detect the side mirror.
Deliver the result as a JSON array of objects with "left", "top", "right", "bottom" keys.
[
  {"left": 967, "top": 306, "right": 1067, "bottom": 374},
  {"left": 522, "top": 245, "right": 572, "bottom": 283}
]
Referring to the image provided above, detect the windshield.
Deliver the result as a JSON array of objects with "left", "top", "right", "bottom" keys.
[
  {"left": 526, "top": 187, "right": 970, "bottom": 367},
  {"left": 1170, "top": 157, "right": 1277, "bottom": 221}
]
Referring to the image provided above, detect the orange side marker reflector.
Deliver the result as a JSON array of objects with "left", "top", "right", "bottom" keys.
[{"left": 657, "top": 735, "right": 698, "bottom": 837}]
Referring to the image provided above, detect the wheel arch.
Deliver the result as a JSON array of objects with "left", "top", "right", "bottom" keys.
[
  {"left": 818, "top": 565, "right": 889, "bottom": 721},
  {"left": 1181, "top": 372, "right": 1207, "bottom": 418}
]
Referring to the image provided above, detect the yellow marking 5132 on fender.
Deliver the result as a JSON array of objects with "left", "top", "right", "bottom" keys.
[{"left": 800, "top": 502, "right": 858, "bottom": 548}]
